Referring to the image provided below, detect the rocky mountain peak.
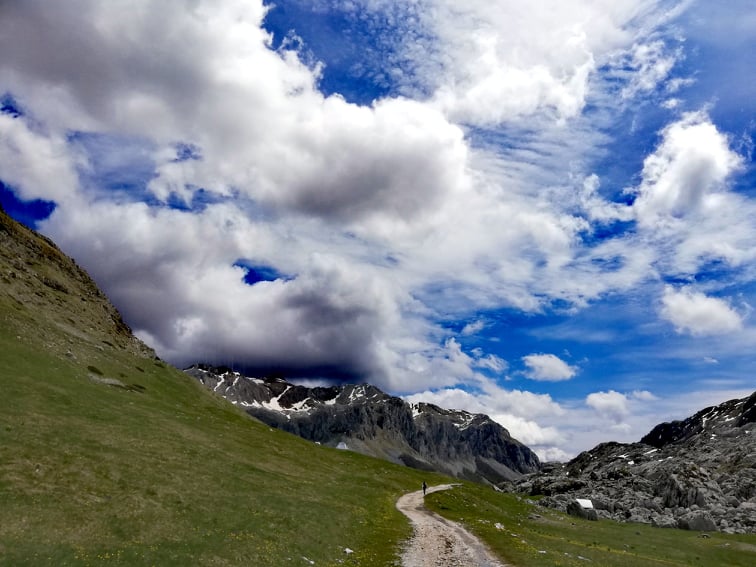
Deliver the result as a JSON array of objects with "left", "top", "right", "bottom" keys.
[
  {"left": 641, "top": 392, "right": 756, "bottom": 448},
  {"left": 185, "top": 364, "right": 540, "bottom": 484}
]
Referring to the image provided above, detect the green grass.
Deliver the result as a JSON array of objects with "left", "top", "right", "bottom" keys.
[
  {"left": 425, "top": 482, "right": 756, "bottom": 567},
  {"left": 0, "top": 307, "right": 448, "bottom": 566}
]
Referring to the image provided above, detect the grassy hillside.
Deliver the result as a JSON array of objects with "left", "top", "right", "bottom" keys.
[
  {"left": 426, "top": 479, "right": 756, "bottom": 566},
  {"left": 0, "top": 292, "right": 451, "bottom": 565}
]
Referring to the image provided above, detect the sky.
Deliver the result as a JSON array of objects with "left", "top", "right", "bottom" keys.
[{"left": 0, "top": 0, "right": 754, "bottom": 460}]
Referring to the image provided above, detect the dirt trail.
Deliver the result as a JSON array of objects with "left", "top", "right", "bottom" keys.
[{"left": 396, "top": 484, "right": 510, "bottom": 567}]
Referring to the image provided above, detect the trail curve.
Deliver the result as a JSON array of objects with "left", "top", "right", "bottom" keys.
[{"left": 396, "top": 484, "right": 510, "bottom": 567}]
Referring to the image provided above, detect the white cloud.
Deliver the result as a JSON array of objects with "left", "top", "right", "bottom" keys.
[
  {"left": 660, "top": 286, "right": 743, "bottom": 336},
  {"left": 630, "top": 390, "right": 657, "bottom": 402},
  {"left": 461, "top": 320, "right": 486, "bottom": 336},
  {"left": 0, "top": 114, "right": 81, "bottom": 204},
  {"left": 666, "top": 77, "right": 695, "bottom": 94},
  {"left": 633, "top": 111, "right": 743, "bottom": 228},
  {"left": 414, "top": 0, "right": 671, "bottom": 126},
  {"left": 620, "top": 41, "right": 678, "bottom": 99},
  {"left": 613, "top": 110, "right": 755, "bottom": 279},
  {"left": 475, "top": 354, "right": 508, "bottom": 373},
  {"left": 536, "top": 447, "right": 573, "bottom": 462},
  {"left": 586, "top": 390, "right": 630, "bottom": 422},
  {"left": 522, "top": 353, "right": 577, "bottom": 381},
  {"left": 404, "top": 380, "right": 565, "bottom": 448}
]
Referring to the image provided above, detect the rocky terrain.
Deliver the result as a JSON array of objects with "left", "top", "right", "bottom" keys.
[
  {"left": 185, "top": 364, "right": 540, "bottom": 484},
  {"left": 512, "top": 392, "right": 756, "bottom": 533}
]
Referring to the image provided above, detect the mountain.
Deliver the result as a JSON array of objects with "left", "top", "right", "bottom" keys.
[
  {"left": 185, "top": 364, "right": 541, "bottom": 483},
  {"left": 640, "top": 394, "right": 756, "bottom": 447},
  {"left": 514, "top": 392, "right": 756, "bottom": 533}
]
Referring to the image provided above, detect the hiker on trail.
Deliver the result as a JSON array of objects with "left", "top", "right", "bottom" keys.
[{"left": 422, "top": 481, "right": 427, "bottom": 496}]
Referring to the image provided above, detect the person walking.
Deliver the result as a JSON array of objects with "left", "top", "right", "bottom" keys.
[{"left": 422, "top": 481, "right": 427, "bottom": 496}]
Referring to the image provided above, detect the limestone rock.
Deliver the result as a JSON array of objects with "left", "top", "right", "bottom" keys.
[
  {"left": 513, "top": 392, "right": 755, "bottom": 533},
  {"left": 567, "top": 499, "right": 598, "bottom": 521}
]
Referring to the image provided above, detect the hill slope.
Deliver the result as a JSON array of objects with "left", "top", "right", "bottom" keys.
[
  {"left": 185, "top": 364, "right": 540, "bottom": 484},
  {"left": 0, "top": 206, "right": 445, "bottom": 565}
]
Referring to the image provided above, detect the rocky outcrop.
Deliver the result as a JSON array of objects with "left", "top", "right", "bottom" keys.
[
  {"left": 512, "top": 392, "right": 756, "bottom": 533},
  {"left": 185, "top": 364, "right": 540, "bottom": 484}
]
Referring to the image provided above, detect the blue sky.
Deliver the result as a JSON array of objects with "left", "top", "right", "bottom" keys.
[{"left": 0, "top": 0, "right": 753, "bottom": 459}]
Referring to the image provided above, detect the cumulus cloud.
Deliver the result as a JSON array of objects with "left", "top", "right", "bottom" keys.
[
  {"left": 633, "top": 111, "right": 743, "bottom": 227},
  {"left": 660, "top": 286, "right": 743, "bottom": 336},
  {"left": 630, "top": 390, "right": 657, "bottom": 402},
  {"left": 0, "top": 113, "right": 81, "bottom": 204},
  {"left": 586, "top": 390, "right": 630, "bottom": 422},
  {"left": 522, "top": 354, "right": 577, "bottom": 381}
]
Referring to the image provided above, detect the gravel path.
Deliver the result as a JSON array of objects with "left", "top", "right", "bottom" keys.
[{"left": 396, "top": 484, "right": 510, "bottom": 567}]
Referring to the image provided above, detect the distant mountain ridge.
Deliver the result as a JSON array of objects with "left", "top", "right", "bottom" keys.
[
  {"left": 641, "top": 394, "right": 756, "bottom": 447},
  {"left": 185, "top": 364, "right": 541, "bottom": 484},
  {"left": 515, "top": 392, "right": 756, "bottom": 533}
]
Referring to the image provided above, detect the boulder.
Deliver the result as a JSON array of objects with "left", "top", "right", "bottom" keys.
[
  {"left": 651, "top": 514, "right": 677, "bottom": 529},
  {"left": 678, "top": 512, "right": 717, "bottom": 532},
  {"left": 567, "top": 499, "right": 598, "bottom": 521}
]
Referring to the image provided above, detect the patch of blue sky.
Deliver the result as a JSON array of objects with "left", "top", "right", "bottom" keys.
[
  {"left": 465, "top": 125, "right": 559, "bottom": 169},
  {"left": 673, "top": 0, "right": 756, "bottom": 198},
  {"left": 68, "top": 132, "right": 229, "bottom": 213},
  {"left": 68, "top": 131, "right": 158, "bottom": 202},
  {"left": 164, "top": 186, "right": 230, "bottom": 213},
  {"left": 534, "top": 285, "right": 752, "bottom": 399},
  {"left": 173, "top": 142, "right": 202, "bottom": 162},
  {"left": 674, "top": 259, "right": 743, "bottom": 286},
  {"left": 0, "top": 93, "right": 23, "bottom": 118},
  {"left": 446, "top": 290, "right": 662, "bottom": 392},
  {"left": 580, "top": 220, "right": 637, "bottom": 247},
  {"left": 580, "top": 98, "right": 677, "bottom": 204},
  {"left": 0, "top": 181, "right": 56, "bottom": 229},
  {"left": 677, "top": 0, "right": 755, "bottom": 122},
  {"left": 233, "top": 259, "right": 293, "bottom": 286},
  {"left": 262, "top": 0, "right": 429, "bottom": 104}
]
